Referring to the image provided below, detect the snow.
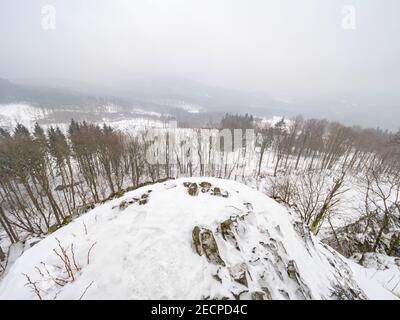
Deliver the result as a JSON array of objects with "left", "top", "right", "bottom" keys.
[
  {"left": 0, "top": 104, "right": 167, "bottom": 134},
  {"left": 0, "top": 242, "right": 24, "bottom": 277},
  {"left": 348, "top": 260, "right": 399, "bottom": 300},
  {"left": 132, "top": 108, "right": 165, "bottom": 118},
  {"left": 100, "top": 118, "right": 168, "bottom": 133},
  {"left": 0, "top": 104, "right": 48, "bottom": 130},
  {"left": 151, "top": 99, "right": 205, "bottom": 114},
  {"left": 175, "top": 101, "right": 204, "bottom": 113},
  {"left": 0, "top": 178, "right": 396, "bottom": 300},
  {"left": 260, "top": 116, "right": 293, "bottom": 128},
  {"left": 350, "top": 253, "right": 400, "bottom": 298}
]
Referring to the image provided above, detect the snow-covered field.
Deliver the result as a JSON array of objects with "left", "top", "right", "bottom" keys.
[
  {"left": 0, "top": 103, "right": 168, "bottom": 134},
  {"left": 0, "top": 178, "right": 397, "bottom": 299},
  {"left": 0, "top": 104, "right": 49, "bottom": 130}
]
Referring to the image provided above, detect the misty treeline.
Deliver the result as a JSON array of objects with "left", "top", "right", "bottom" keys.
[{"left": 0, "top": 114, "right": 399, "bottom": 260}]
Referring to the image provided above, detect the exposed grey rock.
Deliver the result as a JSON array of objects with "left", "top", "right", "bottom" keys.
[
  {"left": 199, "top": 181, "right": 212, "bottom": 190},
  {"left": 220, "top": 218, "right": 240, "bottom": 251},
  {"left": 229, "top": 263, "right": 248, "bottom": 287},
  {"left": 0, "top": 247, "right": 5, "bottom": 262},
  {"left": 188, "top": 183, "right": 199, "bottom": 196},
  {"left": 192, "top": 226, "right": 203, "bottom": 256},
  {"left": 192, "top": 226, "right": 226, "bottom": 266},
  {"left": 251, "top": 291, "right": 269, "bottom": 300},
  {"left": 287, "top": 260, "right": 298, "bottom": 279}
]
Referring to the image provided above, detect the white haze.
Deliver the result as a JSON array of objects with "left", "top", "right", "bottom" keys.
[{"left": 0, "top": 0, "right": 399, "bottom": 129}]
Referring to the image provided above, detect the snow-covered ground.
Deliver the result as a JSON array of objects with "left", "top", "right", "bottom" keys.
[
  {"left": 260, "top": 116, "right": 293, "bottom": 127},
  {"left": 350, "top": 253, "right": 400, "bottom": 298},
  {"left": 0, "top": 103, "right": 168, "bottom": 134},
  {"left": 100, "top": 118, "right": 169, "bottom": 134},
  {"left": 0, "top": 178, "right": 396, "bottom": 299}
]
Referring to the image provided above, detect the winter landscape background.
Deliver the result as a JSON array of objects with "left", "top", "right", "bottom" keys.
[{"left": 0, "top": 0, "right": 400, "bottom": 300}]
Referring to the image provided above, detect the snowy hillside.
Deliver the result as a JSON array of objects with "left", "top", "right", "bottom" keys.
[
  {"left": 0, "top": 104, "right": 49, "bottom": 130},
  {"left": 0, "top": 103, "right": 167, "bottom": 134},
  {"left": 0, "top": 178, "right": 396, "bottom": 300}
]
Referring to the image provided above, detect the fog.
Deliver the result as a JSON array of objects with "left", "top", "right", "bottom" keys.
[{"left": 0, "top": 0, "right": 399, "bottom": 129}]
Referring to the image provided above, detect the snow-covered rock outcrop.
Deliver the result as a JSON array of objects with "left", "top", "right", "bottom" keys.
[{"left": 0, "top": 178, "right": 397, "bottom": 299}]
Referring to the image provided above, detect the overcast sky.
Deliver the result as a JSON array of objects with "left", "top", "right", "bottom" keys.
[{"left": 0, "top": 0, "right": 399, "bottom": 104}]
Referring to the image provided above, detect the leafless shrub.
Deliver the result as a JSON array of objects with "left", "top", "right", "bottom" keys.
[
  {"left": 87, "top": 242, "right": 97, "bottom": 265},
  {"left": 267, "top": 170, "right": 348, "bottom": 235},
  {"left": 79, "top": 280, "right": 95, "bottom": 300},
  {"left": 267, "top": 174, "right": 296, "bottom": 205},
  {"left": 23, "top": 273, "right": 43, "bottom": 300},
  {"left": 23, "top": 238, "right": 96, "bottom": 299},
  {"left": 52, "top": 238, "right": 81, "bottom": 282}
]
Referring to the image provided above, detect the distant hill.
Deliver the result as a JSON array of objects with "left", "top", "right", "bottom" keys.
[{"left": 1, "top": 77, "right": 398, "bottom": 131}]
